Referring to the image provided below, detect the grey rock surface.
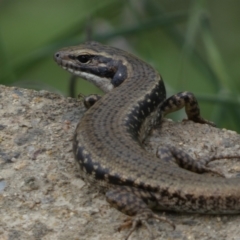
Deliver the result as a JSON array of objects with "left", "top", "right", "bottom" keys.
[{"left": 0, "top": 85, "right": 240, "bottom": 240}]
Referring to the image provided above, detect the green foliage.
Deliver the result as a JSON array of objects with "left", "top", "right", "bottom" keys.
[{"left": 0, "top": 0, "right": 240, "bottom": 131}]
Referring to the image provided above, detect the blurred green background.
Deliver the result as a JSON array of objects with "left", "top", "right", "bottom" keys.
[{"left": 1, "top": 0, "right": 240, "bottom": 131}]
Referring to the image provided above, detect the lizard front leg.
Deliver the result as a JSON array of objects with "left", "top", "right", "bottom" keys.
[
  {"left": 78, "top": 94, "right": 102, "bottom": 109},
  {"left": 161, "top": 91, "right": 216, "bottom": 127},
  {"left": 158, "top": 91, "right": 240, "bottom": 175}
]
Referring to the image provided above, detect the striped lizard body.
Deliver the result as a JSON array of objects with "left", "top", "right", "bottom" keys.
[{"left": 54, "top": 41, "right": 240, "bottom": 239}]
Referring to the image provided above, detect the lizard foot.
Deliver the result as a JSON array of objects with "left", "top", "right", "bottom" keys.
[
  {"left": 106, "top": 187, "right": 175, "bottom": 239},
  {"left": 157, "top": 146, "right": 230, "bottom": 177},
  {"left": 118, "top": 211, "right": 175, "bottom": 240}
]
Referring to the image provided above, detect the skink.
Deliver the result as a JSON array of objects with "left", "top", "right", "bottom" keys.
[{"left": 54, "top": 41, "right": 240, "bottom": 239}]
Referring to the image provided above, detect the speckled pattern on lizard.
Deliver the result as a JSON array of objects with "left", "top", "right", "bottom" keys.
[{"left": 54, "top": 41, "right": 240, "bottom": 239}]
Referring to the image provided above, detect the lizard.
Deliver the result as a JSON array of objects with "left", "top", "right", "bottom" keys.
[{"left": 54, "top": 41, "right": 240, "bottom": 239}]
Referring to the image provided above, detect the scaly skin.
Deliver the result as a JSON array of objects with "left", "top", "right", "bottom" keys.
[{"left": 54, "top": 41, "right": 240, "bottom": 239}]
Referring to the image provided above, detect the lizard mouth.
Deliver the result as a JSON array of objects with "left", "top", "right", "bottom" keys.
[{"left": 54, "top": 51, "right": 114, "bottom": 93}]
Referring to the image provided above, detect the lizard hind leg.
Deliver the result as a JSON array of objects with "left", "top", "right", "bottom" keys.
[
  {"left": 157, "top": 145, "right": 240, "bottom": 177},
  {"left": 158, "top": 92, "right": 240, "bottom": 176},
  {"left": 106, "top": 186, "right": 175, "bottom": 240}
]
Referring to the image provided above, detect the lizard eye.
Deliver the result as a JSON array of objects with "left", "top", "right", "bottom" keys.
[{"left": 77, "top": 54, "right": 92, "bottom": 64}]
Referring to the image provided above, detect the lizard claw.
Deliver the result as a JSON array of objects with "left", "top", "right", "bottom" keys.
[{"left": 118, "top": 212, "right": 175, "bottom": 240}]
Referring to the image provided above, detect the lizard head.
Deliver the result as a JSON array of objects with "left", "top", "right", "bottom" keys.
[{"left": 54, "top": 41, "right": 130, "bottom": 93}]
